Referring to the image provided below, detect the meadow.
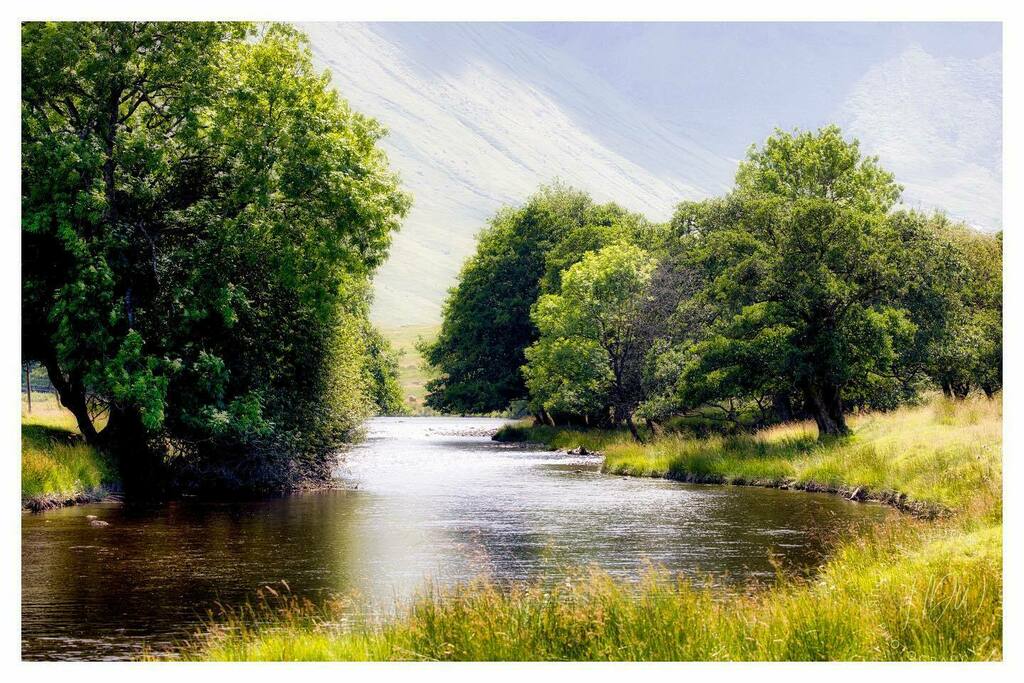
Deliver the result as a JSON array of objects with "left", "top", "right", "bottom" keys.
[{"left": 381, "top": 324, "right": 440, "bottom": 414}]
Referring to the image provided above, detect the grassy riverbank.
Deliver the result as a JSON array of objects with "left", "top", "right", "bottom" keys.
[
  {"left": 183, "top": 516, "right": 1000, "bottom": 661},
  {"left": 21, "top": 396, "right": 116, "bottom": 511},
  {"left": 498, "top": 396, "right": 1001, "bottom": 515},
  {"left": 178, "top": 396, "right": 1001, "bottom": 661}
]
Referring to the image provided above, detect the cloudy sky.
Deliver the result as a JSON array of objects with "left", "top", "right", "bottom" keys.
[{"left": 300, "top": 22, "right": 1002, "bottom": 326}]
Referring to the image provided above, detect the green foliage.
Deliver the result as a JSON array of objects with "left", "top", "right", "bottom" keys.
[
  {"left": 425, "top": 127, "right": 1000, "bottom": 436},
  {"left": 423, "top": 184, "right": 659, "bottom": 414},
  {"left": 423, "top": 183, "right": 663, "bottom": 417},
  {"left": 666, "top": 127, "right": 929, "bottom": 435},
  {"left": 423, "top": 186, "right": 580, "bottom": 414},
  {"left": 524, "top": 244, "right": 656, "bottom": 426},
  {"left": 360, "top": 325, "right": 408, "bottom": 416},
  {"left": 22, "top": 22, "right": 410, "bottom": 491},
  {"left": 920, "top": 225, "right": 1002, "bottom": 398}
]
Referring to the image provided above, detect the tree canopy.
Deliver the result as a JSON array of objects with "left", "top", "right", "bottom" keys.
[
  {"left": 22, "top": 22, "right": 409, "bottom": 491},
  {"left": 426, "top": 127, "right": 1001, "bottom": 441},
  {"left": 671, "top": 127, "right": 913, "bottom": 435},
  {"left": 525, "top": 244, "right": 658, "bottom": 438},
  {"left": 422, "top": 184, "right": 658, "bottom": 414}
]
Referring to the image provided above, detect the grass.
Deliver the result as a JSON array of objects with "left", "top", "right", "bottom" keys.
[
  {"left": 380, "top": 324, "right": 440, "bottom": 415},
  {"left": 492, "top": 422, "right": 629, "bottom": 453},
  {"left": 21, "top": 394, "right": 116, "bottom": 509},
  {"left": 176, "top": 395, "right": 1002, "bottom": 661},
  {"left": 501, "top": 396, "right": 1001, "bottom": 514},
  {"left": 182, "top": 517, "right": 1000, "bottom": 661}
]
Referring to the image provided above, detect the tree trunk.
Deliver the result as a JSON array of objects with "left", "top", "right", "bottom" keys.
[
  {"left": 42, "top": 352, "right": 99, "bottom": 444},
  {"left": 100, "top": 406, "right": 164, "bottom": 497},
  {"left": 625, "top": 414, "right": 643, "bottom": 443},
  {"left": 24, "top": 363, "right": 32, "bottom": 414},
  {"left": 803, "top": 382, "right": 848, "bottom": 438},
  {"left": 772, "top": 391, "right": 793, "bottom": 422}
]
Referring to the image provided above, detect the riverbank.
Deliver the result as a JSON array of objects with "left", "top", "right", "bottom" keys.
[
  {"left": 175, "top": 396, "right": 1001, "bottom": 661},
  {"left": 181, "top": 516, "right": 1000, "bottom": 661},
  {"left": 22, "top": 406, "right": 118, "bottom": 512},
  {"left": 496, "top": 396, "right": 1001, "bottom": 517}
]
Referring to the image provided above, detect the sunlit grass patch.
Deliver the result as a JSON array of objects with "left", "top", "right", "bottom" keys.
[
  {"left": 598, "top": 395, "right": 1001, "bottom": 514},
  {"left": 21, "top": 412, "right": 115, "bottom": 504}
]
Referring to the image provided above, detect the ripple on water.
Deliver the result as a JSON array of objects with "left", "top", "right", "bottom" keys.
[{"left": 22, "top": 416, "right": 893, "bottom": 660}]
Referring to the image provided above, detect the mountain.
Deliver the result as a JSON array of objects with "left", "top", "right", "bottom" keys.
[
  {"left": 838, "top": 45, "right": 1002, "bottom": 230},
  {"left": 300, "top": 23, "right": 1001, "bottom": 327},
  {"left": 301, "top": 22, "right": 735, "bottom": 326}
]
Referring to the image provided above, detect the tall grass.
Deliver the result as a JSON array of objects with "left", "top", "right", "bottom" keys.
[
  {"left": 603, "top": 396, "right": 1000, "bottom": 514},
  {"left": 182, "top": 518, "right": 1001, "bottom": 661},
  {"left": 500, "top": 396, "right": 1001, "bottom": 515},
  {"left": 177, "top": 395, "right": 1002, "bottom": 661},
  {"left": 21, "top": 412, "right": 115, "bottom": 505}
]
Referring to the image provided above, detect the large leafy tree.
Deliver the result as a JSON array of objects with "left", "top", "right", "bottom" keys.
[
  {"left": 524, "top": 244, "right": 658, "bottom": 439},
  {"left": 673, "top": 127, "right": 913, "bottom": 437},
  {"left": 423, "top": 184, "right": 656, "bottom": 414},
  {"left": 22, "top": 23, "right": 409, "bottom": 490}
]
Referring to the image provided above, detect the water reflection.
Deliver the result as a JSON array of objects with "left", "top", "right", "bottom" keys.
[{"left": 22, "top": 417, "right": 892, "bottom": 660}]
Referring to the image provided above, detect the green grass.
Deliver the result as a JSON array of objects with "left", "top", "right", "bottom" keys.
[
  {"left": 493, "top": 422, "right": 629, "bottom": 453},
  {"left": 21, "top": 406, "right": 116, "bottom": 507},
  {"left": 175, "top": 395, "right": 1002, "bottom": 661},
  {"left": 379, "top": 324, "right": 440, "bottom": 415},
  {"left": 181, "top": 517, "right": 1000, "bottom": 661},
  {"left": 501, "top": 396, "right": 1001, "bottom": 514}
]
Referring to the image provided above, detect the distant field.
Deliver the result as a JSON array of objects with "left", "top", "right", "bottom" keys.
[{"left": 380, "top": 324, "right": 440, "bottom": 414}]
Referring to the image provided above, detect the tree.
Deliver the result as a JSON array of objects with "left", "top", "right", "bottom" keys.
[
  {"left": 361, "top": 325, "right": 407, "bottom": 415},
  {"left": 423, "top": 184, "right": 657, "bottom": 414},
  {"left": 918, "top": 222, "right": 1002, "bottom": 399},
  {"left": 669, "top": 127, "right": 913, "bottom": 437},
  {"left": 524, "top": 244, "right": 656, "bottom": 439},
  {"left": 22, "top": 23, "right": 410, "bottom": 491}
]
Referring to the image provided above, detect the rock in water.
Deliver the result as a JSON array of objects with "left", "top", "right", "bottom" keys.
[{"left": 89, "top": 519, "right": 109, "bottom": 527}]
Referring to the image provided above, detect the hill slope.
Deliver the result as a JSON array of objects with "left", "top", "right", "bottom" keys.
[{"left": 302, "top": 23, "right": 1001, "bottom": 326}]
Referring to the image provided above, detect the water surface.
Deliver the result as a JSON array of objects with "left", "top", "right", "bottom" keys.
[{"left": 22, "top": 417, "right": 892, "bottom": 660}]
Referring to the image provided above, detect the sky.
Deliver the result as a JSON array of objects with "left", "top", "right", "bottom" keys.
[{"left": 300, "top": 22, "right": 1002, "bottom": 326}]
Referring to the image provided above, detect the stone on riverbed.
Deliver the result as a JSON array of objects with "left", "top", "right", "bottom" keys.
[{"left": 89, "top": 519, "right": 109, "bottom": 527}]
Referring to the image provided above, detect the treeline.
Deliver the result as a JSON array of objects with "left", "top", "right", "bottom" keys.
[
  {"left": 22, "top": 22, "right": 407, "bottom": 493},
  {"left": 424, "top": 127, "right": 1002, "bottom": 438}
]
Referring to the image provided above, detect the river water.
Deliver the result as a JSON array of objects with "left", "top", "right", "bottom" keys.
[{"left": 22, "top": 417, "right": 892, "bottom": 660}]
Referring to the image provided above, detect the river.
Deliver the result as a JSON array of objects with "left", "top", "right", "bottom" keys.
[{"left": 21, "top": 416, "right": 893, "bottom": 660}]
